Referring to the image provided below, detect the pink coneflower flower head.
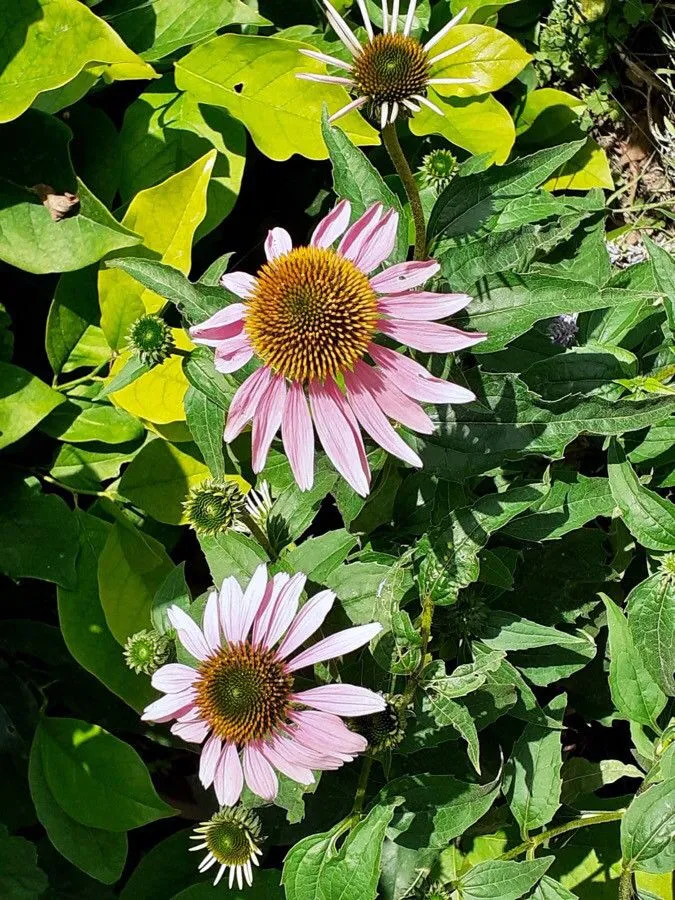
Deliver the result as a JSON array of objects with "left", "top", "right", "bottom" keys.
[
  {"left": 142, "top": 565, "right": 384, "bottom": 805},
  {"left": 189, "top": 201, "right": 486, "bottom": 496},
  {"left": 297, "top": 1, "right": 479, "bottom": 128}
]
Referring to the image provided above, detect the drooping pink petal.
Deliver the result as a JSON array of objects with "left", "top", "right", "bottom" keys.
[
  {"left": 379, "top": 318, "right": 487, "bottom": 353},
  {"left": 151, "top": 663, "right": 198, "bottom": 694},
  {"left": 220, "top": 271, "right": 258, "bottom": 299},
  {"left": 289, "top": 710, "right": 368, "bottom": 755},
  {"left": 252, "top": 573, "right": 289, "bottom": 646},
  {"left": 167, "top": 606, "right": 211, "bottom": 662},
  {"left": 214, "top": 334, "right": 253, "bottom": 374},
  {"left": 265, "top": 227, "right": 293, "bottom": 261},
  {"left": 215, "top": 743, "right": 244, "bottom": 807},
  {"left": 344, "top": 369, "right": 422, "bottom": 467},
  {"left": 243, "top": 744, "right": 278, "bottom": 800},
  {"left": 352, "top": 208, "right": 399, "bottom": 273},
  {"left": 230, "top": 564, "right": 268, "bottom": 643},
  {"left": 189, "top": 304, "right": 245, "bottom": 345},
  {"left": 199, "top": 734, "right": 222, "bottom": 788},
  {"left": 142, "top": 688, "right": 196, "bottom": 723},
  {"left": 311, "top": 199, "right": 352, "bottom": 248},
  {"left": 352, "top": 361, "right": 434, "bottom": 434},
  {"left": 251, "top": 374, "right": 286, "bottom": 473},
  {"left": 377, "top": 291, "right": 471, "bottom": 320},
  {"left": 338, "top": 203, "right": 383, "bottom": 261},
  {"left": 369, "top": 344, "right": 476, "bottom": 404},
  {"left": 293, "top": 684, "right": 386, "bottom": 716},
  {"left": 259, "top": 741, "right": 314, "bottom": 785},
  {"left": 171, "top": 720, "right": 210, "bottom": 743},
  {"left": 218, "top": 575, "right": 244, "bottom": 643},
  {"left": 260, "top": 573, "right": 306, "bottom": 649},
  {"left": 224, "top": 367, "right": 272, "bottom": 442},
  {"left": 308, "top": 379, "right": 370, "bottom": 497},
  {"left": 370, "top": 259, "right": 440, "bottom": 292},
  {"left": 202, "top": 590, "right": 220, "bottom": 652},
  {"left": 282, "top": 382, "right": 315, "bottom": 491},
  {"left": 286, "top": 622, "right": 382, "bottom": 672},
  {"left": 276, "top": 590, "right": 336, "bottom": 660}
]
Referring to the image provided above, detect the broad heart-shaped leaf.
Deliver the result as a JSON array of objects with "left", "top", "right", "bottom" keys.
[
  {"left": 0, "top": 476, "right": 78, "bottom": 588},
  {"left": 409, "top": 90, "right": 515, "bottom": 165},
  {"left": 0, "top": 0, "right": 155, "bottom": 123},
  {"left": 175, "top": 34, "right": 378, "bottom": 161},
  {"left": 0, "top": 361, "right": 64, "bottom": 449},
  {"left": 621, "top": 777, "right": 675, "bottom": 874},
  {"left": 118, "top": 440, "right": 212, "bottom": 525},
  {"left": 457, "top": 857, "right": 553, "bottom": 900},
  {"left": 627, "top": 572, "right": 675, "bottom": 697},
  {"left": 99, "top": 151, "right": 215, "bottom": 350},
  {"left": 600, "top": 594, "right": 666, "bottom": 730},
  {"left": 29, "top": 734, "right": 127, "bottom": 884},
  {"left": 104, "top": 0, "right": 268, "bottom": 61},
  {"left": 98, "top": 519, "right": 174, "bottom": 645},
  {"left": 321, "top": 109, "right": 408, "bottom": 261},
  {"left": 37, "top": 716, "right": 175, "bottom": 831},
  {"left": 608, "top": 441, "right": 675, "bottom": 552},
  {"left": 543, "top": 137, "right": 613, "bottom": 191},
  {"left": 428, "top": 24, "right": 531, "bottom": 98},
  {"left": 58, "top": 510, "right": 153, "bottom": 711},
  {"left": 0, "top": 826, "right": 47, "bottom": 899},
  {"left": 118, "top": 75, "right": 246, "bottom": 239},
  {"left": 51, "top": 439, "right": 145, "bottom": 492},
  {"left": 282, "top": 801, "right": 398, "bottom": 900},
  {"left": 504, "top": 694, "right": 565, "bottom": 838}
]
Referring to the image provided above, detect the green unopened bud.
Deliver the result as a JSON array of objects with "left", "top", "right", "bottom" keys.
[
  {"left": 127, "top": 314, "right": 174, "bottom": 366},
  {"left": 448, "top": 593, "right": 489, "bottom": 639},
  {"left": 425, "top": 884, "right": 452, "bottom": 900},
  {"left": 351, "top": 694, "right": 406, "bottom": 753},
  {"left": 191, "top": 807, "right": 263, "bottom": 887},
  {"left": 660, "top": 553, "right": 675, "bottom": 584},
  {"left": 184, "top": 479, "right": 248, "bottom": 537},
  {"left": 419, "top": 149, "right": 458, "bottom": 192},
  {"left": 124, "top": 628, "right": 171, "bottom": 675}
]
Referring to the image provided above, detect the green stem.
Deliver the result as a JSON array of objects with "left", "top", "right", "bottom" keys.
[
  {"left": 381, "top": 123, "right": 427, "bottom": 261},
  {"left": 41, "top": 474, "right": 114, "bottom": 499},
  {"left": 402, "top": 593, "right": 435, "bottom": 705},
  {"left": 349, "top": 755, "right": 373, "bottom": 824},
  {"left": 618, "top": 868, "right": 634, "bottom": 900},
  {"left": 54, "top": 361, "right": 109, "bottom": 392},
  {"left": 498, "top": 811, "right": 625, "bottom": 861},
  {"left": 241, "top": 514, "right": 276, "bottom": 561}
]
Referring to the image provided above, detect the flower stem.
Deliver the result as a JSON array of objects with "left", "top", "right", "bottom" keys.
[
  {"left": 349, "top": 755, "right": 373, "bottom": 824},
  {"left": 402, "top": 592, "right": 435, "bottom": 704},
  {"left": 241, "top": 514, "right": 276, "bottom": 561},
  {"left": 53, "top": 361, "right": 109, "bottom": 392},
  {"left": 498, "top": 810, "right": 626, "bottom": 861},
  {"left": 381, "top": 123, "right": 427, "bottom": 261},
  {"left": 618, "top": 867, "right": 634, "bottom": 899}
]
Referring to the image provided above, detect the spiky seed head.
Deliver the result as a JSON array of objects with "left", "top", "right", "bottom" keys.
[
  {"left": 124, "top": 628, "right": 171, "bottom": 675},
  {"left": 548, "top": 314, "right": 578, "bottom": 348},
  {"left": 184, "top": 479, "right": 248, "bottom": 536},
  {"left": 196, "top": 806, "right": 263, "bottom": 868},
  {"left": 419, "top": 149, "right": 458, "bottom": 192},
  {"left": 350, "top": 694, "right": 407, "bottom": 753},
  {"left": 127, "top": 314, "right": 175, "bottom": 366}
]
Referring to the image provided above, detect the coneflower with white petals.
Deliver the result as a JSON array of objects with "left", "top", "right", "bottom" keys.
[{"left": 298, "top": 0, "right": 478, "bottom": 128}]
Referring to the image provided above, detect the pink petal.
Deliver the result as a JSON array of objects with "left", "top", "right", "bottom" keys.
[
  {"left": 243, "top": 744, "right": 278, "bottom": 801},
  {"left": 202, "top": 590, "right": 220, "bottom": 652},
  {"left": 370, "top": 259, "right": 440, "bottom": 292},
  {"left": 265, "top": 227, "right": 293, "bottom": 261},
  {"left": 260, "top": 741, "right": 315, "bottom": 785},
  {"left": 260, "top": 573, "right": 306, "bottom": 649},
  {"left": 353, "top": 208, "right": 399, "bottom": 273},
  {"left": 308, "top": 379, "right": 370, "bottom": 497},
  {"left": 311, "top": 199, "right": 352, "bottom": 248},
  {"left": 379, "top": 318, "right": 487, "bottom": 353},
  {"left": 377, "top": 291, "right": 471, "bottom": 320},
  {"left": 344, "top": 370, "right": 422, "bottom": 467},
  {"left": 275, "top": 733, "right": 347, "bottom": 768},
  {"left": 199, "top": 734, "right": 222, "bottom": 788},
  {"left": 220, "top": 271, "right": 258, "bottom": 299},
  {"left": 282, "top": 382, "right": 315, "bottom": 491},
  {"left": 352, "top": 361, "right": 434, "bottom": 434},
  {"left": 286, "top": 622, "right": 382, "bottom": 672},
  {"left": 189, "top": 304, "right": 245, "bottom": 345},
  {"left": 252, "top": 573, "right": 290, "bottom": 646},
  {"left": 369, "top": 344, "right": 476, "bottom": 404},
  {"left": 231, "top": 564, "right": 268, "bottom": 643},
  {"left": 289, "top": 710, "right": 368, "bottom": 755},
  {"left": 218, "top": 575, "right": 244, "bottom": 643},
  {"left": 215, "top": 743, "right": 244, "bottom": 807},
  {"left": 293, "top": 685, "right": 386, "bottom": 716},
  {"left": 224, "top": 367, "right": 272, "bottom": 442},
  {"left": 151, "top": 663, "right": 198, "bottom": 694},
  {"left": 251, "top": 374, "right": 286, "bottom": 473},
  {"left": 338, "top": 203, "right": 383, "bottom": 261},
  {"left": 142, "top": 689, "right": 196, "bottom": 723},
  {"left": 276, "top": 590, "right": 336, "bottom": 660},
  {"left": 167, "top": 606, "right": 211, "bottom": 661},
  {"left": 214, "top": 334, "right": 253, "bottom": 374},
  {"left": 171, "top": 720, "right": 209, "bottom": 743}
]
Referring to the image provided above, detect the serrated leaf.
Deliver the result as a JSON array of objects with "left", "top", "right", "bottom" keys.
[
  {"left": 627, "top": 572, "right": 675, "bottom": 696},
  {"left": 621, "top": 777, "right": 675, "bottom": 874},
  {"left": 457, "top": 856, "right": 553, "bottom": 899}
]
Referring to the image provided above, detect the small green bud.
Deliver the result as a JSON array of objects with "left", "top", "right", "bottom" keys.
[
  {"left": 660, "top": 553, "right": 675, "bottom": 583},
  {"left": 184, "top": 478, "right": 248, "bottom": 537},
  {"left": 127, "top": 314, "right": 174, "bottom": 366},
  {"left": 350, "top": 694, "right": 407, "bottom": 753},
  {"left": 447, "top": 593, "right": 489, "bottom": 639},
  {"left": 124, "top": 628, "right": 171, "bottom": 675},
  {"left": 425, "top": 883, "right": 452, "bottom": 900},
  {"left": 419, "top": 149, "right": 458, "bottom": 192}
]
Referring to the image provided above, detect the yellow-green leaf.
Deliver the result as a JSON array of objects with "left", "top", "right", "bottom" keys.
[
  {"left": 543, "top": 138, "right": 614, "bottom": 191},
  {"left": 99, "top": 151, "right": 215, "bottom": 349},
  {"left": 175, "top": 34, "right": 378, "bottom": 161},
  {"left": 0, "top": 0, "right": 155, "bottom": 123},
  {"left": 0, "top": 362, "right": 65, "bottom": 449}
]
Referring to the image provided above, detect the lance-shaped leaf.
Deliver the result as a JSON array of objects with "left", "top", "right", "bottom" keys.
[{"left": 627, "top": 571, "right": 675, "bottom": 696}]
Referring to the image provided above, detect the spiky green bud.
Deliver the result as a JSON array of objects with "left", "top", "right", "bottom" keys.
[
  {"left": 124, "top": 628, "right": 171, "bottom": 675},
  {"left": 193, "top": 806, "right": 263, "bottom": 868},
  {"left": 447, "top": 593, "right": 489, "bottom": 639},
  {"left": 419, "top": 150, "right": 458, "bottom": 192},
  {"left": 351, "top": 694, "right": 407, "bottom": 753},
  {"left": 183, "top": 479, "right": 248, "bottom": 537},
  {"left": 127, "top": 314, "right": 174, "bottom": 366}
]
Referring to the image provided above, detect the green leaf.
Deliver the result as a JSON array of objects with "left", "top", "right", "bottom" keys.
[
  {"left": 0, "top": 361, "right": 64, "bottom": 449},
  {"left": 282, "top": 801, "right": 398, "bottom": 900},
  {"left": 152, "top": 563, "right": 191, "bottom": 636},
  {"left": 0, "top": 0, "right": 155, "bottom": 123},
  {"left": 600, "top": 594, "right": 666, "bottom": 730},
  {"left": 644, "top": 234, "right": 675, "bottom": 334},
  {"left": 98, "top": 520, "right": 174, "bottom": 644},
  {"left": 608, "top": 440, "right": 675, "bottom": 552},
  {"left": 172, "top": 870, "right": 284, "bottom": 899},
  {"left": 46, "top": 267, "right": 103, "bottom": 374},
  {"left": 627, "top": 572, "right": 675, "bottom": 696},
  {"left": 621, "top": 777, "right": 675, "bottom": 873},
  {"left": 271, "top": 468, "right": 338, "bottom": 544},
  {"left": 458, "top": 857, "right": 553, "bottom": 900},
  {"left": 543, "top": 137, "right": 613, "bottom": 191},
  {"left": 51, "top": 439, "right": 144, "bottom": 492},
  {"left": 428, "top": 693, "right": 481, "bottom": 772},
  {"left": 530, "top": 875, "right": 578, "bottom": 900},
  {"left": 100, "top": 356, "right": 150, "bottom": 398},
  {"left": 504, "top": 694, "right": 566, "bottom": 837},
  {"left": 175, "top": 34, "right": 378, "bottom": 161},
  {"left": 29, "top": 733, "right": 127, "bottom": 884},
  {"left": 119, "top": 829, "right": 196, "bottom": 900},
  {"left": 42, "top": 396, "right": 145, "bottom": 445},
  {"left": 0, "top": 826, "right": 47, "bottom": 899},
  {"left": 37, "top": 716, "right": 175, "bottom": 831},
  {"left": 326, "top": 556, "right": 414, "bottom": 630},
  {"left": 58, "top": 510, "right": 153, "bottom": 711},
  {"left": 184, "top": 386, "right": 226, "bottom": 478},
  {"left": 321, "top": 109, "right": 407, "bottom": 260},
  {"left": 522, "top": 347, "right": 636, "bottom": 402},
  {"left": 278, "top": 530, "right": 358, "bottom": 584},
  {"left": 0, "top": 476, "right": 78, "bottom": 588},
  {"left": 199, "top": 531, "right": 268, "bottom": 587},
  {"left": 560, "top": 757, "right": 643, "bottom": 806}
]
